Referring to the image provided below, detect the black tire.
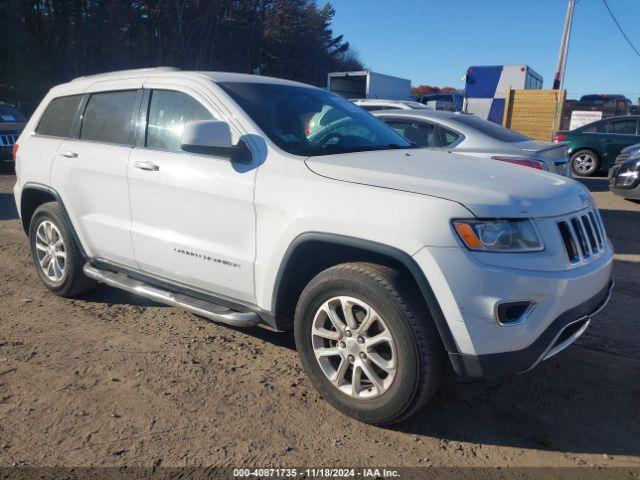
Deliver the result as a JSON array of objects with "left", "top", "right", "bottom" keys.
[
  {"left": 570, "top": 149, "right": 600, "bottom": 177},
  {"left": 28, "top": 202, "right": 95, "bottom": 297},
  {"left": 294, "top": 262, "right": 445, "bottom": 426}
]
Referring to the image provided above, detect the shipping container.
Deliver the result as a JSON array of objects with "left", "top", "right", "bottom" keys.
[
  {"left": 464, "top": 65, "right": 543, "bottom": 124},
  {"left": 327, "top": 71, "right": 411, "bottom": 100}
]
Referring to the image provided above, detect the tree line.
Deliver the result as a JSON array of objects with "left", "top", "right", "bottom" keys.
[{"left": 0, "top": 0, "right": 363, "bottom": 111}]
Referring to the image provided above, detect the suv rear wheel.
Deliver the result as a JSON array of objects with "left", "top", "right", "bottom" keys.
[
  {"left": 294, "top": 262, "right": 445, "bottom": 425},
  {"left": 29, "top": 202, "right": 95, "bottom": 297}
]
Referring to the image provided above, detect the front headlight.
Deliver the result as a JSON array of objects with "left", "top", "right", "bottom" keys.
[
  {"left": 453, "top": 219, "right": 544, "bottom": 252},
  {"left": 615, "top": 160, "right": 640, "bottom": 188}
]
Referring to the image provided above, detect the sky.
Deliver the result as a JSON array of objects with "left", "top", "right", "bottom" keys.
[{"left": 328, "top": 0, "right": 640, "bottom": 102}]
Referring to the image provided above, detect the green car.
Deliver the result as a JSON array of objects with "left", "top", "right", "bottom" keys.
[{"left": 555, "top": 115, "right": 640, "bottom": 176}]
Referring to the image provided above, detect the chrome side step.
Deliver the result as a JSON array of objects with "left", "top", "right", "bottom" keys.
[{"left": 83, "top": 264, "right": 260, "bottom": 328}]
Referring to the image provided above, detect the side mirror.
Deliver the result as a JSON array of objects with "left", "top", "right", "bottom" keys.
[{"left": 180, "top": 120, "right": 251, "bottom": 163}]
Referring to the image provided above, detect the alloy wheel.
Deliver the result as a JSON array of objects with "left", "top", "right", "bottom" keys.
[
  {"left": 573, "top": 153, "right": 596, "bottom": 175},
  {"left": 35, "top": 220, "right": 67, "bottom": 283},
  {"left": 311, "top": 296, "right": 397, "bottom": 399}
]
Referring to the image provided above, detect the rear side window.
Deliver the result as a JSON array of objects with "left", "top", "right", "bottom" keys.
[
  {"left": 0, "top": 105, "right": 26, "bottom": 123},
  {"left": 582, "top": 122, "right": 607, "bottom": 133},
  {"left": 80, "top": 90, "right": 138, "bottom": 145},
  {"left": 441, "top": 127, "right": 462, "bottom": 146},
  {"left": 385, "top": 120, "right": 440, "bottom": 148},
  {"left": 360, "top": 105, "right": 395, "bottom": 111},
  {"left": 450, "top": 114, "right": 530, "bottom": 143},
  {"left": 36, "top": 95, "right": 83, "bottom": 137},
  {"left": 146, "top": 90, "right": 214, "bottom": 152}
]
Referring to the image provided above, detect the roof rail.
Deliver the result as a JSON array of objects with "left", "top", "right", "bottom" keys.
[{"left": 71, "top": 67, "right": 181, "bottom": 82}]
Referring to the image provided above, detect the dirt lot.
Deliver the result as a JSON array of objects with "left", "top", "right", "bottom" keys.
[{"left": 0, "top": 165, "right": 639, "bottom": 469}]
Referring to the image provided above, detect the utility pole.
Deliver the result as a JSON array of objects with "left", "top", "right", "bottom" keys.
[
  {"left": 553, "top": 0, "right": 575, "bottom": 91},
  {"left": 552, "top": 0, "right": 575, "bottom": 137}
]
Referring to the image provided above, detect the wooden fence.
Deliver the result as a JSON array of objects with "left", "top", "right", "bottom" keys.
[{"left": 502, "top": 89, "right": 565, "bottom": 141}]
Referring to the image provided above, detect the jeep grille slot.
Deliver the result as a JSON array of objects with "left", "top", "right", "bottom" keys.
[{"left": 557, "top": 208, "right": 607, "bottom": 266}]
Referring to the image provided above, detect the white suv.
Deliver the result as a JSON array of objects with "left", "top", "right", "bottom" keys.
[{"left": 13, "top": 68, "right": 613, "bottom": 425}]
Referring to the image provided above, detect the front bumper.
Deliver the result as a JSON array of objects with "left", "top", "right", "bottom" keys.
[
  {"left": 413, "top": 240, "right": 613, "bottom": 381},
  {"left": 449, "top": 279, "right": 613, "bottom": 380}
]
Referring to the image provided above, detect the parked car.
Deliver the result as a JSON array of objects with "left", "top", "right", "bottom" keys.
[
  {"left": 14, "top": 68, "right": 613, "bottom": 425},
  {"left": 614, "top": 142, "right": 640, "bottom": 164},
  {"left": 576, "top": 94, "right": 632, "bottom": 116},
  {"left": 0, "top": 102, "right": 27, "bottom": 166},
  {"left": 419, "top": 92, "right": 463, "bottom": 112},
  {"left": 555, "top": 115, "right": 640, "bottom": 177},
  {"left": 373, "top": 109, "right": 570, "bottom": 176},
  {"left": 609, "top": 146, "right": 640, "bottom": 200},
  {"left": 351, "top": 98, "right": 433, "bottom": 111}
]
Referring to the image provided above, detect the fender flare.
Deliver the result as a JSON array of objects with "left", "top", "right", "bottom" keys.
[
  {"left": 20, "top": 182, "right": 88, "bottom": 259},
  {"left": 271, "top": 232, "right": 459, "bottom": 354}
]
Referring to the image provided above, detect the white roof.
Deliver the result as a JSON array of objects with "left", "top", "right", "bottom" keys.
[{"left": 52, "top": 67, "right": 315, "bottom": 95}]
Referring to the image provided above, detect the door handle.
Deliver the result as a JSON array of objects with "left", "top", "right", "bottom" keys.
[
  {"left": 133, "top": 161, "right": 160, "bottom": 171},
  {"left": 58, "top": 151, "right": 78, "bottom": 158}
]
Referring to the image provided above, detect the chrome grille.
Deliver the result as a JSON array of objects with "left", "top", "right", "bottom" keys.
[
  {"left": 615, "top": 153, "right": 629, "bottom": 164},
  {"left": 557, "top": 208, "right": 607, "bottom": 265},
  {"left": 0, "top": 132, "right": 19, "bottom": 147}
]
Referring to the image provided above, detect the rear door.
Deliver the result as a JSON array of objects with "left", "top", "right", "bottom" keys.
[
  {"left": 25, "top": 94, "right": 85, "bottom": 187},
  {"left": 126, "top": 82, "right": 257, "bottom": 303},
  {"left": 50, "top": 79, "right": 142, "bottom": 267}
]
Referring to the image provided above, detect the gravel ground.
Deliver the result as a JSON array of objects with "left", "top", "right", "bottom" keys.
[{"left": 0, "top": 165, "right": 638, "bottom": 469}]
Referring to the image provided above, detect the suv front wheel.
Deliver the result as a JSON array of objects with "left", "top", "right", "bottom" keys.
[
  {"left": 294, "top": 262, "right": 445, "bottom": 425},
  {"left": 29, "top": 202, "right": 95, "bottom": 297}
]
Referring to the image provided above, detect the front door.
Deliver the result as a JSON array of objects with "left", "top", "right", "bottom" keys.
[{"left": 127, "top": 85, "right": 257, "bottom": 303}]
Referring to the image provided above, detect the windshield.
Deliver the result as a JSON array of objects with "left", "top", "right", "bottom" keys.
[
  {"left": 450, "top": 114, "right": 530, "bottom": 143},
  {"left": 218, "top": 82, "right": 412, "bottom": 156},
  {"left": 579, "top": 95, "right": 626, "bottom": 105},
  {"left": 400, "top": 101, "right": 433, "bottom": 110},
  {"left": 0, "top": 105, "right": 26, "bottom": 123}
]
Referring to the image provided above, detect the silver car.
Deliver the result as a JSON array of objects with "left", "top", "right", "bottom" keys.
[{"left": 373, "top": 109, "right": 571, "bottom": 177}]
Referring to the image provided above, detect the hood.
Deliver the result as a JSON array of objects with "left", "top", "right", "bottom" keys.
[{"left": 305, "top": 148, "right": 591, "bottom": 218}]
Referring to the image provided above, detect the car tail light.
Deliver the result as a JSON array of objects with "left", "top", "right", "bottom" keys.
[
  {"left": 12, "top": 143, "right": 19, "bottom": 161},
  {"left": 554, "top": 133, "right": 567, "bottom": 142},
  {"left": 491, "top": 156, "right": 546, "bottom": 171}
]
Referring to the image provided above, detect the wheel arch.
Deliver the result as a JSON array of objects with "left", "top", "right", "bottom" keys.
[
  {"left": 271, "top": 233, "right": 459, "bottom": 354},
  {"left": 20, "top": 183, "right": 88, "bottom": 258}
]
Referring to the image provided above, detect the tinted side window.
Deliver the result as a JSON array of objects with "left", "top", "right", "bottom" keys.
[
  {"left": 36, "top": 95, "right": 83, "bottom": 137},
  {"left": 386, "top": 120, "right": 440, "bottom": 147},
  {"left": 609, "top": 120, "right": 638, "bottom": 135},
  {"left": 451, "top": 115, "right": 530, "bottom": 143},
  {"left": 80, "top": 90, "right": 138, "bottom": 144},
  {"left": 441, "top": 127, "right": 462, "bottom": 146},
  {"left": 0, "top": 105, "right": 27, "bottom": 123},
  {"left": 360, "top": 105, "right": 397, "bottom": 111},
  {"left": 582, "top": 122, "right": 606, "bottom": 133},
  {"left": 146, "top": 90, "right": 214, "bottom": 152}
]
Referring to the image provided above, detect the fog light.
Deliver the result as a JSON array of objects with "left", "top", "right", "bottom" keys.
[{"left": 495, "top": 301, "right": 536, "bottom": 326}]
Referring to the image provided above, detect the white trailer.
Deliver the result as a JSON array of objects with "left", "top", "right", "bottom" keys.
[{"left": 327, "top": 71, "right": 412, "bottom": 100}]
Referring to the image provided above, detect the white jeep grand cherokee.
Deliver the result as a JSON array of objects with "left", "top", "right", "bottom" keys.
[{"left": 13, "top": 68, "right": 613, "bottom": 425}]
